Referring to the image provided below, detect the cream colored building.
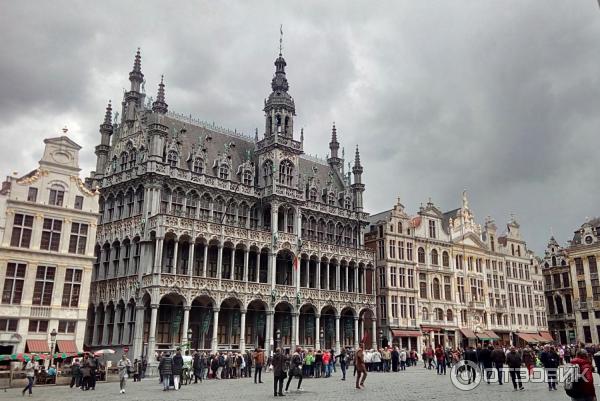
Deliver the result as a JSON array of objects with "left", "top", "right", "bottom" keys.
[
  {"left": 0, "top": 136, "right": 99, "bottom": 356},
  {"left": 366, "top": 192, "right": 548, "bottom": 352}
]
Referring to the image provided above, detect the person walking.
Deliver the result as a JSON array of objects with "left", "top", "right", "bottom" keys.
[
  {"left": 479, "top": 345, "right": 492, "bottom": 383},
  {"left": 569, "top": 349, "right": 596, "bottom": 401},
  {"left": 399, "top": 348, "right": 407, "bottom": 371},
  {"left": 337, "top": 349, "right": 348, "bottom": 380},
  {"left": 391, "top": 347, "right": 399, "bottom": 372},
  {"left": 80, "top": 355, "right": 92, "bottom": 390},
  {"left": 506, "top": 347, "right": 524, "bottom": 391},
  {"left": 70, "top": 358, "right": 81, "bottom": 388},
  {"left": 193, "top": 352, "right": 203, "bottom": 383},
  {"left": 541, "top": 345, "right": 559, "bottom": 391},
  {"left": 172, "top": 348, "right": 183, "bottom": 389},
  {"left": 491, "top": 345, "right": 506, "bottom": 385},
  {"left": 253, "top": 347, "right": 264, "bottom": 383},
  {"left": 272, "top": 348, "right": 286, "bottom": 397},
  {"left": 355, "top": 343, "right": 367, "bottom": 389},
  {"left": 322, "top": 349, "right": 331, "bottom": 378},
  {"left": 435, "top": 345, "right": 446, "bottom": 375},
  {"left": 117, "top": 353, "right": 131, "bottom": 394},
  {"left": 132, "top": 358, "right": 141, "bottom": 382},
  {"left": 21, "top": 360, "right": 35, "bottom": 396},
  {"left": 285, "top": 347, "right": 304, "bottom": 393},
  {"left": 158, "top": 352, "right": 173, "bottom": 391}
]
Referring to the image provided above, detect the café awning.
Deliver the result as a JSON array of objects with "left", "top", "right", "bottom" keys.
[
  {"left": 516, "top": 332, "right": 539, "bottom": 343},
  {"left": 25, "top": 340, "right": 50, "bottom": 353},
  {"left": 459, "top": 328, "right": 477, "bottom": 339},
  {"left": 477, "top": 330, "right": 500, "bottom": 341},
  {"left": 538, "top": 331, "right": 554, "bottom": 343},
  {"left": 391, "top": 330, "right": 422, "bottom": 337},
  {"left": 56, "top": 340, "right": 79, "bottom": 353}
]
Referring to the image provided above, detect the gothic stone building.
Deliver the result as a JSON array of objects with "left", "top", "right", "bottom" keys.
[{"left": 86, "top": 49, "right": 377, "bottom": 363}]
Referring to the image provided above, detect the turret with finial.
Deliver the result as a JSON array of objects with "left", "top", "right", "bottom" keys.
[{"left": 152, "top": 75, "right": 168, "bottom": 114}]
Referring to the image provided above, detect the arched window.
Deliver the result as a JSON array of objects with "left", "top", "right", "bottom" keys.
[
  {"left": 120, "top": 152, "right": 128, "bottom": 171},
  {"left": 418, "top": 247, "right": 425, "bottom": 264},
  {"left": 128, "top": 150, "right": 136, "bottom": 168},
  {"left": 213, "top": 197, "right": 225, "bottom": 222},
  {"left": 327, "top": 221, "right": 335, "bottom": 243},
  {"left": 447, "top": 309, "right": 454, "bottom": 322},
  {"left": 317, "top": 219, "right": 325, "bottom": 241},
  {"left": 552, "top": 256, "right": 557, "bottom": 266},
  {"left": 167, "top": 151, "right": 178, "bottom": 168},
  {"left": 344, "top": 197, "right": 352, "bottom": 210},
  {"left": 135, "top": 187, "right": 144, "bottom": 214},
  {"left": 243, "top": 170, "right": 253, "bottom": 186},
  {"left": 200, "top": 194, "right": 211, "bottom": 219},
  {"left": 278, "top": 160, "right": 294, "bottom": 186},
  {"left": 344, "top": 225, "right": 352, "bottom": 246},
  {"left": 435, "top": 308, "right": 444, "bottom": 321},
  {"left": 219, "top": 165, "right": 229, "bottom": 180},
  {"left": 115, "top": 193, "right": 124, "bottom": 219},
  {"left": 226, "top": 202, "right": 237, "bottom": 224},
  {"left": 397, "top": 222, "right": 403, "bottom": 234},
  {"left": 335, "top": 223, "right": 344, "bottom": 244},
  {"left": 172, "top": 188, "right": 185, "bottom": 215},
  {"left": 186, "top": 191, "right": 198, "bottom": 218},
  {"left": 432, "top": 278, "right": 441, "bottom": 300},
  {"left": 160, "top": 187, "right": 170, "bottom": 213},
  {"left": 263, "top": 160, "right": 273, "bottom": 186},
  {"left": 309, "top": 188, "right": 318, "bottom": 202},
  {"left": 48, "top": 184, "right": 65, "bottom": 206},
  {"left": 442, "top": 251, "right": 450, "bottom": 267},
  {"left": 419, "top": 280, "right": 427, "bottom": 299},
  {"left": 193, "top": 158, "right": 204, "bottom": 173},
  {"left": 431, "top": 249, "right": 439, "bottom": 265},
  {"left": 422, "top": 307, "right": 429, "bottom": 321},
  {"left": 125, "top": 189, "right": 134, "bottom": 217},
  {"left": 328, "top": 193, "right": 336, "bottom": 206},
  {"left": 308, "top": 217, "right": 316, "bottom": 240},
  {"left": 239, "top": 202, "right": 249, "bottom": 227}
]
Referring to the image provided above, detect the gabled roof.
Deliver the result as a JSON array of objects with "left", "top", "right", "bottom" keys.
[{"left": 44, "top": 136, "right": 82, "bottom": 150}]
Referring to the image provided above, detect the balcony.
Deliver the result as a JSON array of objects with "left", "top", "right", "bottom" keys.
[
  {"left": 30, "top": 306, "right": 51, "bottom": 318},
  {"left": 469, "top": 301, "right": 485, "bottom": 309}
]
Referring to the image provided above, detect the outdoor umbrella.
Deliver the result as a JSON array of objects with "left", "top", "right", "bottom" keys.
[{"left": 93, "top": 349, "right": 115, "bottom": 356}]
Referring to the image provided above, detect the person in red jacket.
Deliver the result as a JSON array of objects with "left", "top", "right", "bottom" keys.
[
  {"left": 570, "top": 349, "right": 596, "bottom": 401},
  {"left": 435, "top": 346, "right": 446, "bottom": 375}
]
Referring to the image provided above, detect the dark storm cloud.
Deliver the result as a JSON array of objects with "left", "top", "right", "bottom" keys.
[{"left": 1, "top": 0, "right": 599, "bottom": 252}]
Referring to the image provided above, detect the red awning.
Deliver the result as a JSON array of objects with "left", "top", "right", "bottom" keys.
[
  {"left": 420, "top": 326, "right": 442, "bottom": 332},
  {"left": 516, "top": 332, "right": 539, "bottom": 343},
  {"left": 538, "top": 331, "right": 554, "bottom": 342},
  {"left": 459, "top": 328, "right": 477, "bottom": 339},
  {"left": 25, "top": 340, "right": 50, "bottom": 353},
  {"left": 391, "top": 330, "right": 422, "bottom": 337},
  {"left": 56, "top": 340, "right": 79, "bottom": 353}
]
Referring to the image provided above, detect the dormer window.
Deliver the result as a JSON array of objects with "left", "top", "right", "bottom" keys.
[
  {"left": 328, "top": 193, "right": 336, "bottom": 206},
  {"left": 219, "top": 165, "right": 229, "bottom": 180},
  {"left": 167, "top": 151, "right": 178, "bottom": 168},
  {"left": 344, "top": 197, "right": 352, "bottom": 210},
  {"left": 309, "top": 188, "right": 317, "bottom": 202},
  {"left": 278, "top": 160, "right": 293, "bottom": 186},
  {"left": 128, "top": 151, "right": 137, "bottom": 168},
  {"left": 193, "top": 158, "right": 204, "bottom": 174},
  {"left": 120, "top": 152, "right": 128, "bottom": 170},
  {"left": 243, "top": 170, "right": 253, "bottom": 186},
  {"left": 49, "top": 185, "right": 65, "bottom": 207},
  {"left": 428, "top": 220, "right": 436, "bottom": 239}
]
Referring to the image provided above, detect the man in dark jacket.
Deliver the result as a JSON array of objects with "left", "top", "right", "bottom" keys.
[
  {"left": 172, "top": 348, "right": 184, "bottom": 389},
  {"left": 479, "top": 345, "right": 493, "bottom": 383},
  {"left": 464, "top": 346, "right": 478, "bottom": 384},
  {"left": 272, "top": 348, "right": 286, "bottom": 397},
  {"left": 506, "top": 347, "right": 524, "bottom": 391},
  {"left": 158, "top": 352, "right": 173, "bottom": 391},
  {"left": 490, "top": 345, "right": 506, "bottom": 385},
  {"left": 193, "top": 351, "right": 204, "bottom": 383},
  {"left": 540, "top": 345, "right": 559, "bottom": 391}
]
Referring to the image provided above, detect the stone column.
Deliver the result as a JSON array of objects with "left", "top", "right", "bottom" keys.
[
  {"left": 355, "top": 267, "right": 359, "bottom": 294},
  {"left": 292, "top": 312, "right": 299, "bottom": 349},
  {"left": 296, "top": 257, "right": 301, "bottom": 292},
  {"left": 316, "top": 260, "right": 321, "bottom": 290},
  {"left": 243, "top": 249, "right": 249, "bottom": 282},
  {"left": 326, "top": 263, "right": 330, "bottom": 291},
  {"left": 265, "top": 310, "right": 274, "bottom": 356},
  {"left": 230, "top": 248, "right": 236, "bottom": 280},
  {"left": 111, "top": 307, "right": 121, "bottom": 345},
  {"left": 371, "top": 317, "right": 377, "bottom": 350},
  {"left": 147, "top": 304, "right": 158, "bottom": 365},
  {"left": 256, "top": 252, "right": 261, "bottom": 283},
  {"left": 131, "top": 305, "right": 145, "bottom": 360},
  {"left": 154, "top": 238, "right": 163, "bottom": 274},
  {"left": 188, "top": 242, "right": 195, "bottom": 277},
  {"left": 172, "top": 240, "right": 179, "bottom": 274},
  {"left": 211, "top": 308, "right": 220, "bottom": 353},
  {"left": 240, "top": 309, "right": 247, "bottom": 352},
  {"left": 92, "top": 307, "right": 100, "bottom": 346},
  {"left": 345, "top": 266, "right": 349, "bottom": 292},
  {"left": 315, "top": 314, "right": 321, "bottom": 350},
  {"left": 270, "top": 251, "right": 277, "bottom": 288},
  {"left": 217, "top": 244, "right": 224, "bottom": 280},
  {"left": 335, "top": 315, "right": 341, "bottom": 354},
  {"left": 181, "top": 306, "right": 190, "bottom": 345},
  {"left": 202, "top": 244, "right": 208, "bottom": 277},
  {"left": 335, "top": 262, "right": 340, "bottom": 291},
  {"left": 354, "top": 316, "right": 360, "bottom": 350},
  {"left": 102, "top": 305, "right": 110, "bottom": 345}
]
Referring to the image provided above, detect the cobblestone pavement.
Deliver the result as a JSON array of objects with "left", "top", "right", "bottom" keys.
[{"left": 0, "top": 366, "right": 572, "bottom": 401}]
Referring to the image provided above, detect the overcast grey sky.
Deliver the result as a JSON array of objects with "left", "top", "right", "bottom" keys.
[{"left": 1, "top": 0, "right": 599, "bottom": 253}]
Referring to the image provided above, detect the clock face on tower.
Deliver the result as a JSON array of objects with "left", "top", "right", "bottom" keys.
[{"left": 585, "top": 236, "right": 593, "bottom": 244}]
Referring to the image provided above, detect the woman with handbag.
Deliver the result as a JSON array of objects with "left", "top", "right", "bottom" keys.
[
  {"left": 285, "top": 347, "right": 304, "bottom": 393},
  {"left": 117, "top": 353, "right": 131, "bottom": 394}
]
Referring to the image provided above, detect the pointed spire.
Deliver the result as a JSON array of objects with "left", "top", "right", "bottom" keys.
[
  {"left": 354, "top": 145, "right": 361, "bottom": 167},
  {"left": 129, "top": 48, "right": 144, "bottom": 88},
  {"left": 152, "top": 75, "right": 168, "bottom": 114},
  {"left": 255, "top": 128, "right": 259, "bottom": 142},
  {"left": 300, "top": 128, "right": 304, "bottom": 143},
  {"left": 271, "top": 27, "right": 289, "bottom": 92},
  {"left": 103, "top": 100, "right": 112, "bottom": 125}
]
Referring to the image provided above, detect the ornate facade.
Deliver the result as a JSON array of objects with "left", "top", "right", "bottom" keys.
[
  {"left": 543, "top": 217, "right": 600, "bottom": 344},
  {"left": 86, "top": 48, "right": 376, "bottom": 364},
  {"left": 0, "top": 136, "right": 99, "bottom": 355},
  {"left": 366, "top": 193, "right": 548, "bottom": 352}
]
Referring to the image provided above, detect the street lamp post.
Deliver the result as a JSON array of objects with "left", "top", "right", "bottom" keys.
[
  {"left": 49, "top": 329, "right": 57, "bottom": 368},
  {"left": 320, "top": 327, "right": 324, "bottom": 350},
  {"left": 276, "top": 329, "right": 281, "bottom": 350},
  {"left": 187, "top": 328, "right": 193, "bottom": 349},
  {"left": 379, "top": 329, "right": 383, "bottom": 349}
]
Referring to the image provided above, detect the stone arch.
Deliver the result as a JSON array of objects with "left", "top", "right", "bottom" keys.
[
  {"left": 274, "top": 301, "right": 294, "bottom": 350},
  {"left": 276, "top": 249, "right": 294, "bottom": 286},
  {"left": 340, "top": 307, "right": 357, "bottom": 348},
  {"left": 157, "top": 293, "right": 186, "bottom": 348},
  {"left": 299, "top": 303, "right": 318, "bottom": 348},
  {"left": 320, "top": 305, "right": 337, "bottom": 350}
]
